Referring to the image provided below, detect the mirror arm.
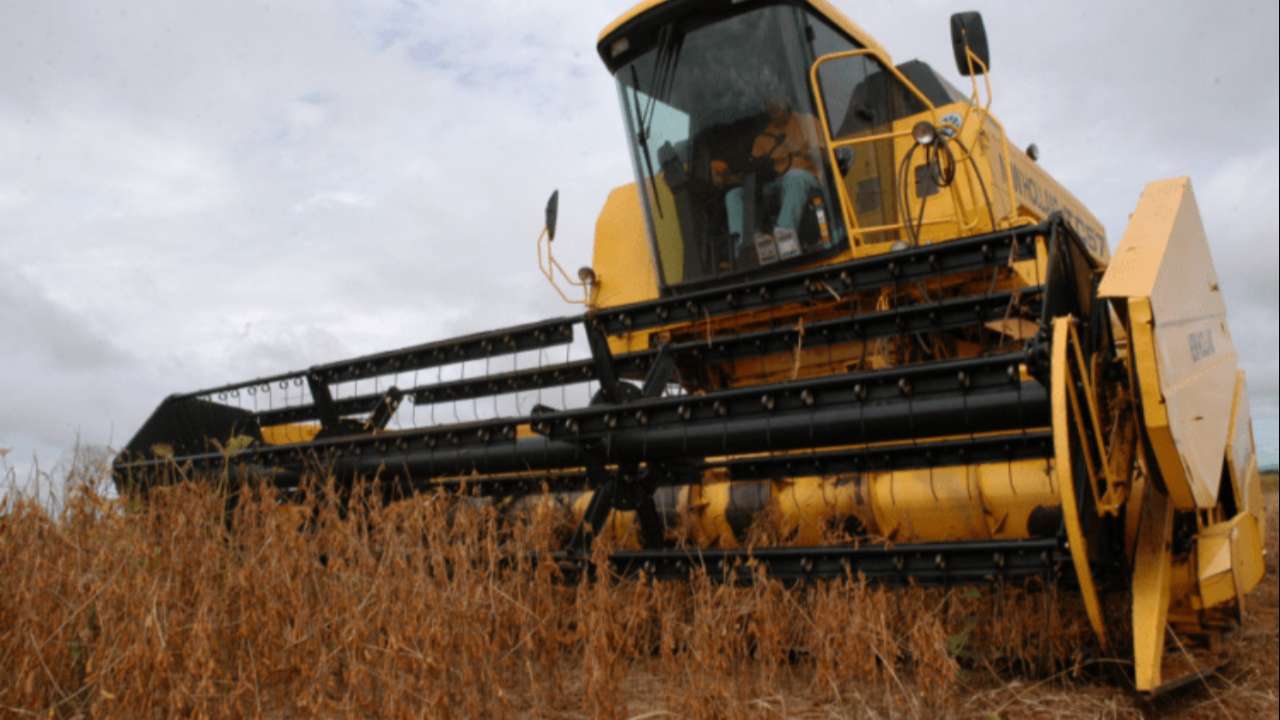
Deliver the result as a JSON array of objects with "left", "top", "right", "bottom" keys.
[{"left": 537, "top": 227, "right": 592, "bottom": 306}]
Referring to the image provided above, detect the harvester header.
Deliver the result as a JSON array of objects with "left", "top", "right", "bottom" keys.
[{"left": 114, "top": 2, "right": 1264, "bottom": 694}]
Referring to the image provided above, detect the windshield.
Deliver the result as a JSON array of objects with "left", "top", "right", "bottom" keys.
[{"left": 615, "top": 4, "right": 845, "bottom": 289}]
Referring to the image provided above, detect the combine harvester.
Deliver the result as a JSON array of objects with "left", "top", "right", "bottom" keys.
[{"left": 114, "top": 2, "right": 1265, "bottom": 693}]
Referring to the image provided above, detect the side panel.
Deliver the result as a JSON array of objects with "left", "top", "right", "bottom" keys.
[
  {"left": 1002, "top": 135, "right": 1109, "bottom": 260},
  {"left": 1226, "top": 371, "right": 1266, "bottom": 526},
  {"left": 1131, "top": 483, "right": 1174, "bottom": 692},
  {"left": 1099, "top": 178, "right": 1239, "bottom": 509},
  {"left": 1195, "top": 511, "right": 1265, "bottom": 611},
  {"left": 591, "top": 183, "right": 660, "bottom": 311}
]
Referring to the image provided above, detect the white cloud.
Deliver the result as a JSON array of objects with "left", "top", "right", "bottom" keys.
[
  {"left": 292, "top": 190, "right": 376, "bottom": 214},
  {"left": 1, "top": 0, "right": 1276, "bottom": 473}
]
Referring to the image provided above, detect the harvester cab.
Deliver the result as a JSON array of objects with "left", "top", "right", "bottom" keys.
[
  {"left": 115, "top": 1, "right": 1265, "bottom": 695},
  {"left": 586, "top": 3, "right": 1103, "bottom": 305}
]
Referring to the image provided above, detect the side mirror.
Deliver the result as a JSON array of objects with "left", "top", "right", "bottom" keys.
[
  {"left": 544, "top": 189, "right": 559, "bottom": 241},
  {"left": 950, "top": 11, "right": 990, "bottom": 76}
]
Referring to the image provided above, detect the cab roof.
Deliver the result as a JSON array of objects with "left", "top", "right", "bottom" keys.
[{"left": 597, "top": 0, "right": 890, "bottom": 63}]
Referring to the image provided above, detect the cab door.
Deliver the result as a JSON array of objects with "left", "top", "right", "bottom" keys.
[{"left": 808, "top": 50, "right": 942, "bottom": 254}]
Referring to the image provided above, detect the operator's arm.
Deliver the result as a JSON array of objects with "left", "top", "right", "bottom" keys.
[
  {"left": 711, "top": 159, "right": 745, "bottom": 188},
  {"left": 750, "top": 132, "right": 775, "bottom": 160},
  {"left": 712, "top": 130, "right": 779, "bottom": 187},
  {"left": 792, "top": 114, "right": 827, "bottom": 174}
]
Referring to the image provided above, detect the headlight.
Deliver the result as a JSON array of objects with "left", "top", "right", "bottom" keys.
[{"left": 912, "top": 121, "right": 937, "bottom": 146}]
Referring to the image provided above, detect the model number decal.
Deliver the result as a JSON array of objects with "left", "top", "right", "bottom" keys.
[
  {"left": 1009, "top": 164, "right": 1107, "bottom": 257},
  {"left": 1189, "top": 329, "right": 1216, "bottom": 362}
]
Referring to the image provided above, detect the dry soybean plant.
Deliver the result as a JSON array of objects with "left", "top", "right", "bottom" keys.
[{"left": 1, "top": 469, "right": 1124, "bottom": 719}]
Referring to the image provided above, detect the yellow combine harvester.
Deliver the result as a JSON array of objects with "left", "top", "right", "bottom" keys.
[{"left": 114, "top": 2, "right": 1265, "bottom": 693}]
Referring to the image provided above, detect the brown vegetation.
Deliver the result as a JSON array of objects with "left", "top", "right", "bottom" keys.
[{"left": 1, "top": 469, "right": 1275, "bottom": 719}]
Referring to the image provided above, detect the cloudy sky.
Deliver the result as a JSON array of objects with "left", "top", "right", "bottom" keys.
[{"left": 2, "top": 0, "right": 1277, "bottom": 485}]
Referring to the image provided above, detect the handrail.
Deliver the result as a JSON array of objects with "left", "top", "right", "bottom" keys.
[
  {"left": 808, "top": 47, "right": 1024, "bottom": 252},
  {"left": 960, "top": 48, "right": 1019, "bottom": 230}
]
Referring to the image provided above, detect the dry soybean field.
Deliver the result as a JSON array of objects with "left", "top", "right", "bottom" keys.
[{"left": 2, "top": 467, "right": 1276, "bottom": 719}]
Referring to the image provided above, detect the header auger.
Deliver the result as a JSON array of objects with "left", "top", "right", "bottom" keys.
[{"left": 114, "top": 2, "right": 1265, "bottom": 695}]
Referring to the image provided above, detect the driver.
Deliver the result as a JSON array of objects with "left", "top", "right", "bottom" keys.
[{"left": 713, "top": 97, "right": 824, "bottom": 261}]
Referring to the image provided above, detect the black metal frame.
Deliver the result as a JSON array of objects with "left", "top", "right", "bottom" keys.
[
  {"left": 573, "top": 537, "right": 1068, "bottom": 585},
  {"left": 117, "top": 353, "right": 1046, "bottom": 484},
  {"left": 250, "top": 284, "right": 1036, "bottom": 427},
  {"left": 155, "top": 222, "right": 1041, "bottom": 423},
  {"left": 114, "top": 216, "right": 1096, "bottom": 587}
]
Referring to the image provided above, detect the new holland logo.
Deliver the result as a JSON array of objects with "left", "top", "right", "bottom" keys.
[
  {"left": 1189, "top": 329, "right": 1216, "bottom": 362},
  {"left": 940, "top": 113, "right": 962, "bottom": 137}
]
